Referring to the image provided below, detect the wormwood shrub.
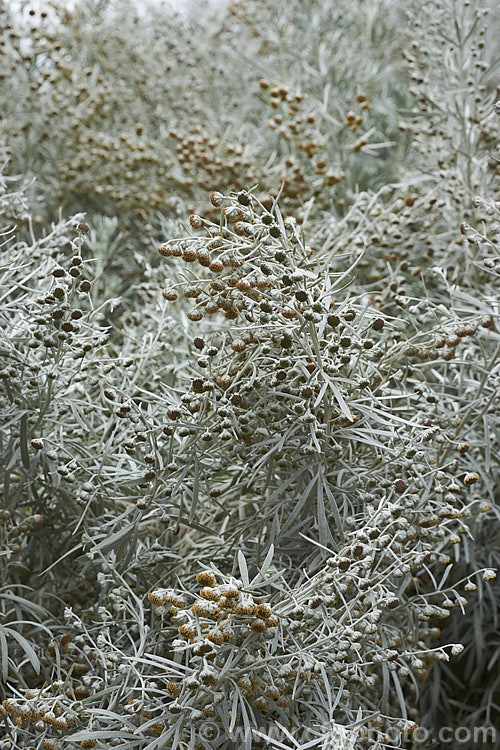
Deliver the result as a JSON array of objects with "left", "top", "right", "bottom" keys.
[
  {"left": 222, "top": 0, "right": 409, "bottom": 216},
  {"left": 0, "top": 0, "right": 409, "bottom": 233},
  {"left": 1, "top": 172, "right": 498, "bottom": 749},
  {"left": 0, "top": 166, "right": 196, "bottom": 583},
  {"left": 0, "top": 0, "right": 257, "bottom": 241}
]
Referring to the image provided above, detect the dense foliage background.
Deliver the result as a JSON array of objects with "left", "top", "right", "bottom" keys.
[{"left": 0, "top": 0, "right": 499, "bottom": 748}]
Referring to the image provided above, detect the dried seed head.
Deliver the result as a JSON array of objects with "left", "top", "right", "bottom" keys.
[
  {"left": 237, "top": 190, "right": 251, "bottom": 206},
  {"left": 254, "top": 604, "right": 272, "bottom": 619},
  {"left": 189, "top": 214, "right": 203, "bottom": 229},
  {"left": 385, "top": 598, "right": 400, "bottom": 609},
  {"left": 209, "top": 260, "right": 224, "bottom": 273},
  {"left": 231, "top": 339, "right": 246, "bottom": 352},
  {"left": 182, "top": 248, "right": 198, "bottom": 263},
  {"left": 210, "top": 191, "right": 224, "bottom": 207},
  {"left": 250, "top": 620, "right": 267, "bottom": 633},
  {"left": 162, "top": 290, "right": 178, "bottom": 301},
  {"left": 196, "top": 571, "right": 217, "bottom": 587},
  {"left": 205, "top": 301, "right": 220, "bottom": 315},
  {"left": 158, "top": 245, "right": 179, "bottom": 257},
  {"left": 184, "top": 287, "right": 202, "bottom": 299}
]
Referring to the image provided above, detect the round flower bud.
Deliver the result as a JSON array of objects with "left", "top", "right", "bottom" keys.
[
  {"left": 463, "top": 473, "right": 479, "bottom": 486},
  {"left": 231, "top": 339, "right": 246, "bottom": 352},
  {"left": 237, "top": 191, "right": 251, "bottom": 206}
]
